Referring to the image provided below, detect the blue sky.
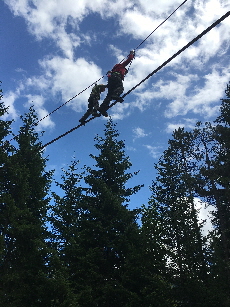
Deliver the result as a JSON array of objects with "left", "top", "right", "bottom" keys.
[{"left": 1, "top": 0, "right": 230, "bottom": 223}]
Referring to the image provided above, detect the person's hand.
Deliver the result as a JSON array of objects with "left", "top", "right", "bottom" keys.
[{"left": 130, "top": 50, "right": 135, "bottom": 57}]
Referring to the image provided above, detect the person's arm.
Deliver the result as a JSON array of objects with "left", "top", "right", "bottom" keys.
[{"left": 121, "top": 51, "right": 135, "bottom": 67}]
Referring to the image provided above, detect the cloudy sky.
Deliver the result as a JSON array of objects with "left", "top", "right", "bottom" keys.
[{"left": 1, "top": 0, "right": 230, "bottom": 226}]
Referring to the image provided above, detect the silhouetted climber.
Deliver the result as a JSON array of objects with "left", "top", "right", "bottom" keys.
[
  {"left": 99, "top": 50, "right": 135, "bottom": 117},
  {"left": 79, "top": 83, "right": 107, "bottom": 124}
]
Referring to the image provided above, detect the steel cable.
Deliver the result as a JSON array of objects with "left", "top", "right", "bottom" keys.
[
  {"left": 41, "top": 10, "right": 230, "bottom": 149},
  {"left": 35, "top": 0, "right": 188, "bottom": 125}
]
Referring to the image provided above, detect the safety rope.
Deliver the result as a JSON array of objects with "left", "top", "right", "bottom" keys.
[
  {"left": 35, "top": 0, "right": 188, "bottom": 126},
  {"left": 119, "top": 10, "right": 230, "bottom": 101},
  {"left": 34, "top": 76, "right": 104, "bottom": 126},
  {"left": 40, "top": 10, "right": 230, "bottom": 150},
  {"left": 134, "top": 0, "right": 188, "bottom": 51}
]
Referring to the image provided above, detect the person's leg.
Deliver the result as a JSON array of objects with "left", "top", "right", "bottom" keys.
[
  {"left": 79, "top": 98, "right": 94, "bottom": 123},
  {"left": 110, "top": 75, "right": 124, "bottom": 102},
  {"left": 79, "top": 109, "right": 92, "bottom": 123},
  {"left": 99, "top": 78, "right": 114, "bottom": 116},
  {"left": 92, "top": 99, "right": 99, "bottom": 115}
]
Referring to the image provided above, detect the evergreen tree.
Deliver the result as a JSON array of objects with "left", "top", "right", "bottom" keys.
[
  {"left": 0, "top": 85, "right": 15, "bottom": 284},
  {"left": 52, "top": 118, "right": 144, "bottom": 306},
  {"left": 145, "top": 127, "right": 210, "bottom": 306},
  {"left": 140, "top": 203, "right": 176, "bottom": 306},
  {"left": 213, "top": 82, "right": 230, "bottom": 280},
  {"left": 0, "top": 106, "right": 54, "bottom": 306},
  {"left": 192, "top": 83, "right": 230, "bottom": 305},
  {"left": 143, "top": 83, "right": 230, "bottom": 306},
  {"left": 50, "top": 160, "right": 84, "bottom": 306}
]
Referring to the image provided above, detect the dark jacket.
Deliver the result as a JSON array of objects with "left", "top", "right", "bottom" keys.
[{"left": 111, "top": 53, "right": 134, "bottom": 80}]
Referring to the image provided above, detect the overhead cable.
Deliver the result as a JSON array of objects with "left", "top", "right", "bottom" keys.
[
  {"left": 36, "top": 0, "right": 188, "bottom": 125},
  {"left": 40, "top": 10, "right": 230, "bottom": 149},
  {"left": 119, "top": 10, "right": 230, "bottom": 102},
  {"left": 134, "top": 0, "right": 188, "bottom": 50},
  {"left": 35, "top": 76, "right": 105, "bottom": 126}
]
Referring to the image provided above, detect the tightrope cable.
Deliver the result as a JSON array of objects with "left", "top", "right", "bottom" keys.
[
  {"left": 119, "top": 10, "right": 230, "bottom": 100},
  {"left": 36, "top": 0, "right": 188, "bottom": 126},
  {"left": 35, "top": 76, "right": 105, "bottom": 125},
  {"left": 40, "top": 10, "right": 230, "bottom": 150},
  {"left": 10, "top": 0, "right": 189, "bottom": 144}
]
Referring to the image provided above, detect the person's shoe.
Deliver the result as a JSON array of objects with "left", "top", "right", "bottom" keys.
[
  {"left": 99, "top": 109, "right": 108, "bottom": 117},
  {"left": 111, "top": 96, "right": 124, "bottom": 103},
  {"left": 79, "top": 118, "right": 86, "bottom": 125},
  {"left": 101, "top": 110, "right": 108, "bottom": 117},
  {"left": 92, "top": 110, "right": 101, "bottom": 117}
]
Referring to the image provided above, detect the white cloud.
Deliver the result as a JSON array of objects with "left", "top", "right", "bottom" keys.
[
  {"left": 2, "top": 53, "right": 104, "bottom": 126},
  {"left": 39, "top": 56, "right": 103, "bottom": 109},
  {"left": 133, "top": 127, "right": 148, "bottom": 140},
  {"left": 130, "top": 67, "right": 228, "bottom": 121},
  {"left": 127, "top": 145, "right": 136, "bottom": 152},
  {"left": 2, "top": 91, "right": 19, "bottom": 120},
  {"left": 194, "top": 197, "right": 214, "bottom": 237},
  {"left": 3, "top": 88, "right": 54, "bottom": 130},
  {"left": 5, "top": 0, "right": 230, "bottom": 62},
  {"left": 5, "top": 0, "right": 134, "bottom": 58},
  {"left": 164, "top": 68, "right": 229, "bottom": 118},
  {"left": 137, "top": 0, "right": 186, "bottom": 15},
  {"left": 165, "top": 118, "right": 198, "bottom": 133},
  {"left": 110, "top": 102, "right": 131, "bottom": 120},
  {"left": 120, "top": 9, "right": 159, "bottom": 40},
  {"left": 108, "top": 45, "right": 125, "bottom": 61},
  {"left": 5, "top": 0, "right": 82, "bottom": 58},
  {"left": 4, "top": 0, "right": 230, "bottom": 122},
  {"left": 25, "top": 94, "right": 44, "bottom": 108},
  {"left": 144, "top": 145, "right": 162, "bottom": 159},
  {"left": 15, "top": 68, "right": 27, "bottom": 73},
  {"left": 35, "top": 108, "right": 55, "bottom": 130},
  {"left": 21, "top": 56, "right": 103, "bottom": 114},
  {"left": 119, "top": 0, "right": 230, "bottom": 117},
  {"left": 25, "top": 94, "right": 55, "bottom": 130}
]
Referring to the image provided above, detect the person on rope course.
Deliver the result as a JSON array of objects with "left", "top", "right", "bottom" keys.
[
  {"left": 79, "top": 83, "right": 107, "bottom": 124},
  {"left": 99, "top": 50, "right": 135, "bottom": 117}
]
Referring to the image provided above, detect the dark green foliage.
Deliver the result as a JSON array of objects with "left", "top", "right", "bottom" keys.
[
  {"left": 140, "top": 205, "right": 176, "bottom": 306},
  {"left": 214, "top": 83, "right": 230, "bottom": 266},
  {"left": 143, "top": 127, "right": 210, "bottom": 306},
  {"left": 0, "top": 103, "right": 54, "bottom": 306},
  {"left": 141, "top": 82, "right": 230, "bottom": 306},
  {"left": 52, "top": 118, "right": 144, "bottom": 306},
  {"left": 50, "top": 160, "right": 85, "bottom": 305},
  {"left": 81, "top": 119, "right": 143, "bottom": 306},
  {"left": 182, "top": 84, "right": 230, "bottom": 305},
  {"left": 198, "top": 83, "right": 230, "bottom": 303},
  {"left": 1, "top": 82, "right": 230, "bottom": 306}
]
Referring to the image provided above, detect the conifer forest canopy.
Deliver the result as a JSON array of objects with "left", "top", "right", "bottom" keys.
[{"left": 1, "top": 82, "right": 230, "bottom": 306}]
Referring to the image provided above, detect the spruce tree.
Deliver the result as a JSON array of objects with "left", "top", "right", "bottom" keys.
[
  {"left": 193, "top": 83, "right": 230, "bottom": 305},
  {"left": 145, "top": 127, "right": 210, "bottom": 306},
  {"left": 50, "top": 160, "right": 84, "bottom": 306},
  {"left": 82, "top": 118, "right": 143, "bottom": 306},
  {"left": 0, "top": 85, "right": 15, "bottom": 289},
  {"left": 52, "top": 118, "right": 143, "bottom": 306},
  {"left": 0, "top": 106, "right": 53, "bottom": 306},
  {"left": 140, "top": 203, "right": 176, "bottom": 306},
  {"left": 213, "top": 82, "right": 230, "bottom": 278},
  {"left": 144, "top": 83, "right": 230, "bottom": 306}
]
